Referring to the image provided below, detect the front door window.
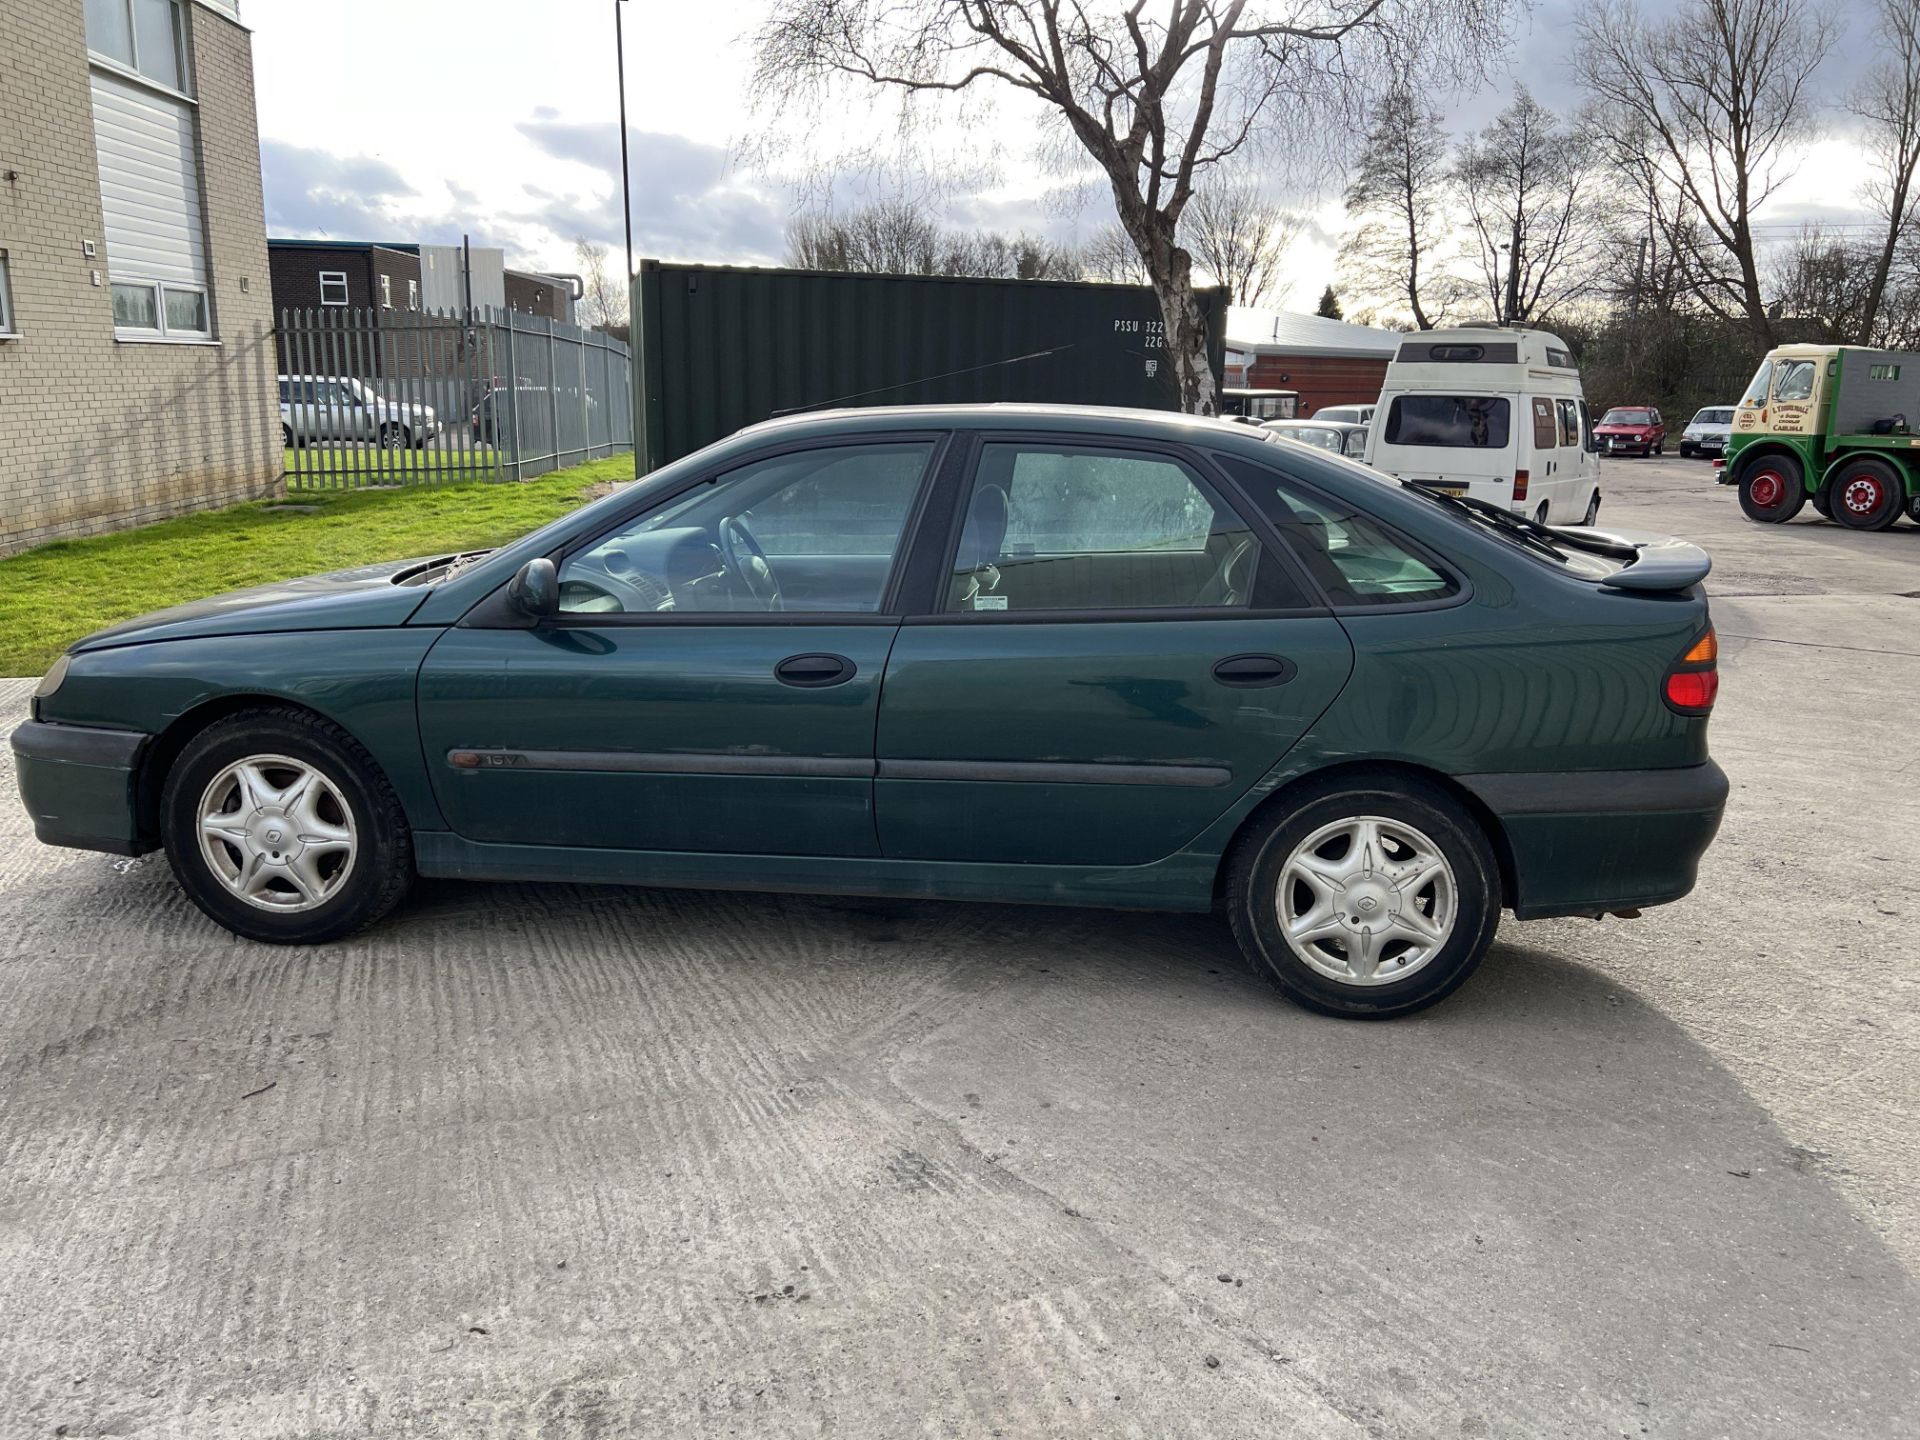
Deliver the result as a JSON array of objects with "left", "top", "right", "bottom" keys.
[{"left": 559, "top": 442, "right": 935, "bottom": 615}]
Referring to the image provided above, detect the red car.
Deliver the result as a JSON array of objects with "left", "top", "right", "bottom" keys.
[{"left": 1593, "top": 406, "right": 1666, "bottom": 457}]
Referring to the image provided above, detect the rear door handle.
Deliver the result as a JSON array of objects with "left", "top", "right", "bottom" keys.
[
  {"left": 1212, "top": 654, "right": 1297, "bottom": 688},
  {"left": 775, "top": 653, "right": 856, "bottom": 688}
]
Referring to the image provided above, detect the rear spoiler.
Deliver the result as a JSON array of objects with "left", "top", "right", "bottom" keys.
[{"left": 1561, "top": 527, "right": 1713, "bottom": 593}]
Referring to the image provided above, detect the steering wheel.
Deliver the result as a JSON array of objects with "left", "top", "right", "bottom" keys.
[{"left": 718, "top": 515, "right": 783, "bottom": 612}]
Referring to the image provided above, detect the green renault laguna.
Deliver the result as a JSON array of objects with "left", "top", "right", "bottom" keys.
[{"left": 12, "top": 406, "right": 1727, "bottom": 1018}]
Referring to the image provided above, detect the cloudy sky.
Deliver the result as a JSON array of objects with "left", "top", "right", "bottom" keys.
[{"left": 250, "top": 0, "right": 1889, "bottom": 313}]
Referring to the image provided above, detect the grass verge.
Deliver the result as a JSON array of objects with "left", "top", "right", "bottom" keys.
[{"left": 0, "top": 456, "right": 635, "bottom": 676}]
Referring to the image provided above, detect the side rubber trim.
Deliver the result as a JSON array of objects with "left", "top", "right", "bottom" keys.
[
  {"left": 1457, "top": 760, "right": 1729, "bottom": 817},
  {"left": 877, "top": 758, "right": 1232, "bottom": 788}
]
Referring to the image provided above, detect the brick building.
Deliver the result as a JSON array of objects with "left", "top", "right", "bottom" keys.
[
  {"left": 1223, "top": 308, "right": 1403, "bottom": 418},
  {"left": 268, "top": 240, "right": 577, "bottom": 327},
  {"left": 0, "top": 0, "right": 279, "bottom": 556}
]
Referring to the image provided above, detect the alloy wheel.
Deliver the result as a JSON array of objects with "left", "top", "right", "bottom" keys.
[
  {"left": 197, "top": 754, "right": 357, "bottom": 913},
  {"left": 1275, "top": 815, "right": 1457, "bottom": 986}
]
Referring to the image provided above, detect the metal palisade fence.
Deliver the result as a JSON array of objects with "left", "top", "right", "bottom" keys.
[{"left": 275, "top": 306, "right": 633, "bottom": 487}]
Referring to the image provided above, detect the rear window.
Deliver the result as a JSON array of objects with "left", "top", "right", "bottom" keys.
[{"left": 1383, "top": 396, "right": 1511, "bottom": 449}]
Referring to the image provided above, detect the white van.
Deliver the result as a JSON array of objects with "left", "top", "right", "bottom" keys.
[{"left": 1366, "top": 327, "right": 1601, "bottom": 525}]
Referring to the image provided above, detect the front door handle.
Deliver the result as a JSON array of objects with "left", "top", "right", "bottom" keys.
[
  {"left": 775, "top": 653, "right": 856, "bottom": 688},
  {"left": 1212, "top": 654, "right": 1297, "bottom": 688}
]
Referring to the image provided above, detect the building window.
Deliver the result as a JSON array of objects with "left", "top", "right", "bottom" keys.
[
  {"left": 319, "top": 271, "right": 349, "bottom": 307},
  {"left": 379, "top": 274, "right": 392, "bottom": 308},
  {"left": 407, "top": 278, "right": 419, "bottom": 311},
  {"left": 87, "top": 0, "right": 188, "bottom": 93},
  {"left": 87, "top": 0, "right": 210, "bottom": 340},
  {"left": 0, "top": 253, "right": 15, "bottom": 336}
]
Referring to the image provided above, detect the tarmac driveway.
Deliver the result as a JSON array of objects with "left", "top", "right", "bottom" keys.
[{"left": 0, "top": 457, "right": 1915, "bottom": 1437}]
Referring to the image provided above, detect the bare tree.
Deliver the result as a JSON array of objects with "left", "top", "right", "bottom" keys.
[
  {"left": 1341, "top": 84, "right": 1458, "bottom": 329},
  {"left": 786, "top": 199, "right": 1081, "bottom": 278},
  {"left": 1181, "top": 181, "right": 1297, "bottom": 307},
  {"left": 1456, "top": 89, "right": 1612, "bottom": 323},
  {"left": 1767, "top": 225, "right": 1876, "bottom": 342},
  {"left": 755, "top": 1, "right": 1515, "bottom": 414},
  {"left": 1850, "top": 0, "right": 1920, "bottom": 344},
  {"left": 1576, "top": 0, "right": 1836, "bottom": 346},
  {"left": 1079, "top": 222, "right": 1151, "bottom": 284},
  {"left": 574, "top": 235, "right": 628, "bottom": 330}
]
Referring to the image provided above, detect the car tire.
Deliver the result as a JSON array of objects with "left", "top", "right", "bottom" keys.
[
  {"left": 1737, "top": 453, "right": 1807, "bottom": 523},
  {"left": 160, "top": 708, "right": 414, "bottom": 945},
  {"left": 1582, "top": 489, "right": 1601, "bottom": 526},
  {"left": 378, "top": 423, "right": 407, "bottom": 450},
  {"left": 281, "top": 423, "right": 294, "bottom": 449},
  {"left": 1654, "top": 441, "right": 1664, "bottom": 455},
  {"left": 1812, "top": 485, "right": 1835, "bottom": 519},
  {"left": 1679, "top": 443, "right": 1694, "bottom": 459},
  {"left": 1830, "top": 458, "right": 1905, "bottom": 531},
  {"left": 1533, "top": 501, "right": 1550, "bottom": 526},
  {"left": 1225, "top": 773, "right": 1502, "bottom": 1020}
]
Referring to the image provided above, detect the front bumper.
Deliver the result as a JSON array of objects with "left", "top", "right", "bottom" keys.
[
  {"left": 10, "top": 720, "right": 151, "bottom": 857},
  {"left": 1458, "top": 761, "right": 1729, "bottom": 920}
]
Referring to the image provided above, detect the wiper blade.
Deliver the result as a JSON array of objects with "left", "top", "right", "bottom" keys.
[{"left": 1402, "top": 482, "right": 1569, "bottom": 563}]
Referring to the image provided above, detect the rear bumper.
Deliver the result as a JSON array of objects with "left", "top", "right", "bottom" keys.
[
  {"left": 9, "top": 720, "right": 151, "bottom": 857},
  {"left": 1458, "top": 761, "right": 1729, "bottom": 920}
]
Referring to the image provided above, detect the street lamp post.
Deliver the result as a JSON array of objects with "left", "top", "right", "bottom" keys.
[{"left": 615, "top": 0, "right": 636, "bottom": 474}]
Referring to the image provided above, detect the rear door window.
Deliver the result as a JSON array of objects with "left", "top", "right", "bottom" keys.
[
  {"left": 1383, "top": 396, "right": 1511, "bottom": 449},
  {"left": 1531, "top": 398, "right": 1558, "bottom": 449},
  {"left": 1215, "top": 455, "right": 1458, "bottom": 608}
]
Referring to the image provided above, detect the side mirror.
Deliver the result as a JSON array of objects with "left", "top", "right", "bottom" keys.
[{"left": 507, "top": 558, "right": 558, "bottom": 620}]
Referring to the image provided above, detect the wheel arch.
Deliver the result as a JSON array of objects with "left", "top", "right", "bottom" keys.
[
  {"left": 1731, "top": 440, "right": 1812, "bottom": 490},
  {"left": 135, "top": 694, "right": 392, "bottom": 847},
  {"left": 1211, "top": 758, "right": 1518, "bottom": 911}
]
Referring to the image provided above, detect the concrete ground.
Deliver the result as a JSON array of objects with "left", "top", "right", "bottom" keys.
[{"left": 0, "top": 456, "right": 1915, "bottom": 1438}]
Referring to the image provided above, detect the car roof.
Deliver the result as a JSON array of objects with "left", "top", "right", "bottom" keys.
[{"left": 737, "top": 402, "right": 1266, "bottom": 442}]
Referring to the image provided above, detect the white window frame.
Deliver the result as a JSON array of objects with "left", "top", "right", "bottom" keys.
[
  {"left": 110, "top": 279, "right": 211, "bottom": 341},
  {"left": 407, "top": 278, "right": 419, "bottom": 311},
  {"left": 0, "top": 253, "right": 16, "bottom": 337},
  {"left": 86, "top": 0, "right": 191, "bottom": 96},
  {"left": 379, "top": 273, "right": 392, "bottom": 308},
  {"left": 319, "top": 271, "right": 350, "bottom": 307}
]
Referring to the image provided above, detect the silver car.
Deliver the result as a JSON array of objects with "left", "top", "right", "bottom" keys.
[
  {"left": 1678, "top": 405, "right": 1734, "bottom": 459},
  {"left": 1261, "top": 417, "right": 1371, "bottom": 460},
  {"left": 278, "top": 375, "right": 440, "bottom": 450}
]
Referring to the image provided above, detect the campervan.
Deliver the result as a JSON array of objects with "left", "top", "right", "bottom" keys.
[{"left": 1366, "top": 328, "right": 1601, "bottom": 525}]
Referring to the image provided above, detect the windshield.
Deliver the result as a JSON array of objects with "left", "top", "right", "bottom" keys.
[
  {"left": 1601, "top": 408, "right": 1652, "bottom": 425},
  {"left": 1739, "top": 359, "right": 1774, "bottom": 406},
  {"left": 1383, "top": 395, "right": 1511, "bottom": 448},
  {"left": 1691, "top": 408, "right": 1731, "bottom": 425}
]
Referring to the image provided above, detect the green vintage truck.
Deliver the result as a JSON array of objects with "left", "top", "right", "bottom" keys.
[{"left": 1722, "top": 344, "right": 1920, "bottom": 530}]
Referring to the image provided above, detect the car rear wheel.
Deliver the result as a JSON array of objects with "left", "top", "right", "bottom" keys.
[
  {"left": 1582, "top": 489, "right": 1601, "bottom": 526},
  {"left": 1225, "top": 774, "right": 1501, "bottom": 1019},
  {"left": 161, "top": 708, "right": 414, "bottom": 944},
  {"left": 281, "top": 423, "right": 294, "bottom": 449},
  {"left": 378, "top": 423, "right": 407, "bottom": 449},
  {"left": 1737, "top": 454, "right": 1807, "bottom": 523},
  {"left": 1830, "top": 458, "right": 1905, "bottom": 531},
  {"left": 1533, "top": 501, "right": 1550, "bottom": 526}
]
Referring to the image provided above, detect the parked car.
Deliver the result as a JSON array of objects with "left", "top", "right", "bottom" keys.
[
  {"left": 279, "top": 375, "right": 439, "bottom": 449},
  {"left": 1678, "top": 406, "right": 1734, "bottom": 459},
  {"left": 1593, "top": 407, "right": 1666, "bottom": 457},
  {"left": 11, "top": 405, "right": 1726, "bottom": 1020},
  {"left": 1310, "top": 403, "right": 1377, "bottom": 426},
  {"left": 1262, "top": 418, "right": 1370, "bottom": 460},
  {"left": 1368, "top": 327, "right": 1602, "bottom": 526}
]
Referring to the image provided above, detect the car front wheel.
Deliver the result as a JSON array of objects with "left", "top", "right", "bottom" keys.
[
  {"left": 1226, "top": 774, "right": 1501, "bottom": 1019},
  {"left": 160, "top": 708, "right": 414, "bottom": 944}
]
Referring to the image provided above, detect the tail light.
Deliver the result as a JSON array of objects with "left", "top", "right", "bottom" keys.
[
  {"left": 1512, "top": 470, "right": 1530, "bottom": 501},
  {"left": 1664, "top": 626, "right": 1719, "bottom": 715}
]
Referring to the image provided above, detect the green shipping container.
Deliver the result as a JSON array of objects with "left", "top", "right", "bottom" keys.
[{"left": 631, "top": 261, "right": 1228, "bottom": 471}]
